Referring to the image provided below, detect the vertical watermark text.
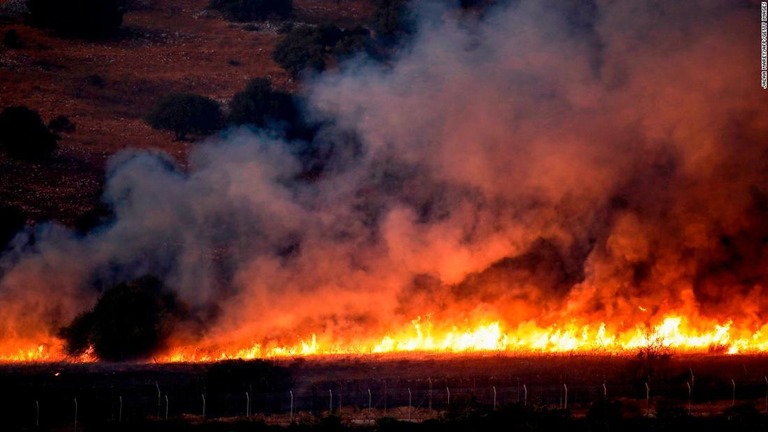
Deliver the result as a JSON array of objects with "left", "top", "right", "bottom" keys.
[{"left": 762, "top": 2, "right": 767, "bottom": 89}]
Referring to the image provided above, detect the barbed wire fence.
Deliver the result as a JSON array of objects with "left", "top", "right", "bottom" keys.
[{"left": 5, "top": 371, "right": 768, "bottom": 429}]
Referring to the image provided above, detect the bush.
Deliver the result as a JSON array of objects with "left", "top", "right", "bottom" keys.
[
  {"left": 272, "top": 26, "right": 326, "bottom": 75},
  {"left": 146, "top": 92, "right": 223, "bottom": 140},
  {"left": 47, "top": 115, "right": 75, "bottom": 133},
  {"left": 2, "top": 29, "right": 22, "bottom": 48},
  {"left": 0, "top": 106, "right": 58, "bottom": 160},
  {"left": 59, "top": 275, "right": 184, "bottom": 361},
  {"left": 0, "top": 204, "right": 25, "bottom": 250},
  {"left": 273, "top": 25, "right": 370, "bottom": 75},
  {"left": 208, "top": 0, "right": 292, "bottom": 22},
  {"left": 228, "top": 78, "right": 298, "bottom": 128},
  {"left": 372, "top": 0, "right": 414, "bottom": 42},
  {"left": 25, "top": 0, "right": 127, "bottom": 39}
]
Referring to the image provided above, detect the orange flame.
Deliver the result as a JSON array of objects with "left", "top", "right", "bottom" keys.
[{"left": 4, "top": 313, "right": 768, "bottom": 363}]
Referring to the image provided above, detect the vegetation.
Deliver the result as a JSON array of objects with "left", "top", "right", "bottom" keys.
[
  {"left": 272, "top": 26, "right": 326, "bottom": 75},
  {"left": 372, "top": 0, "right": 414, "bottom": 42},
  {"left": 0, "top": 204, "right": 25, "bottom": 250},
  {"left": 0, "top": 106, "right": 58, "bottom": 160},
  {"left": 272, "top": 25, "right": 369, "bottom": 76},
  {"left": 145, "top": 92, "right": 223, "bottom": 141},
  {"left": 228, "top": 78, "right": 298, "bottom": 128},
  {"left": 208, "top": 0, "right": 292, "bottom": 22},
  {"left": 59, "top": 275, "right": 184, "bottom": 361},
  {"left": 25, "top": 0, "right": 127, "bottom": 39},
  {"left": 2, "top": 29, "right": 22, "bottom": 48}
]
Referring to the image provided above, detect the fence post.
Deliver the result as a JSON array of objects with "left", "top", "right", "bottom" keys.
[
  {"left": 563, "top": 384, "right": 568, "bottom": 410},
  {"left": 732, "top": 379, "right": 736, "bottom": 406},
  {"left": 289, "top": 390, "right": 294, "bottom": 422},
  {"left": 165, "top": 395, "right": 169, "bottom": 420},
  {"left": 155, "top": 382, "right": 161, "bottom": 418},
  {"left": 119, "top": 396, "right": 122, "bottom": 423},
  {"left": 523, "top": 384, "right": 527, "bottom": 406},
  {"left": 329, "top": 389, "right": 333, "bottom": 414},
  {"left": 645, "top": 382, "right": 650, "bottom": 416},
  {"left": 428, "top": 378, "right": 432, "bottom": 411},
  {"left": 446, "top": 386, "right": 450, "bottom": 409},
  {"left": 407, "top": 388, "right": 411, "bottom": 421},
  {"left": 35, "top": 400, "right": 39, "bottom": 428},
  {"left": 686, "top": 382, "right": 691, "bottom": 414},
  {"left": 202, "top": 394, "right": 206, "bottom": 419},
  {"left": 73, "top": 398, "right": 78, "bottom": 432},
  {"left": 368, "top": 388, "right": 372, "bottom": 417},
  {"left": 493, "top": 386, "right": 497, "bottom": 411}
]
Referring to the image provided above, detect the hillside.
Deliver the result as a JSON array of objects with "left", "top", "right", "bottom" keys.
[{"left": 0, "top": 0, "right": 374, "bottom": 226}]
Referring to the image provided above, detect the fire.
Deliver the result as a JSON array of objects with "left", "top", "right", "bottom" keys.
[{"left": 4, "top": 314, "right": 768, "bottom": 363}]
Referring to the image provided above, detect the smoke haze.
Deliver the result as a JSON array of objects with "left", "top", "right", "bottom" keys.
[{"left": 1, "top": 0, "right": 767, "bottom": 357}]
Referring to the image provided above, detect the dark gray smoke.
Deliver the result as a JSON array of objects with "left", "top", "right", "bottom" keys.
[{"left": 0, "top": 0, "right": 766, "bottom": 356}]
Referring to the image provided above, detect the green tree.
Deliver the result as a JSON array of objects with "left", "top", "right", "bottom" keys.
[
  {"left": 25, "top": 0, "right": 127, "bottom": 39},
  {"left": 0, "top": 106, "right": 58, "bottom": 160},
  {"left": 146, "top": 93, "right": 223, "bottom": 141},
  {"left": 208, "top": 0, "right": 292, "bottom": 22}
]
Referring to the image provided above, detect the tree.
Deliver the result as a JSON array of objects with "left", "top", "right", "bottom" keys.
[
  {"left": 0, "top": 204, "right": 25, "bottom": 250},
  {"left": 208, "top": 0, "right": 292, "bottom": 22},
  {"left": 372, "top": 0, "right": 414, "bottom": 42},
  {"left": 228, "top": 78, "right": 298, "bottom": 128},
  {"left": 0, "top": 106, "right": 58, "bottom": 160},
  {"left": 25, "top": 0, "right": 127, "bottom": 39},
  {"left": 59, "top": 276, "right": 184, "bottom": 361},
  {"left": 145, "top": 93, "right": 223, "bottom": 141},
  {"left": 272, "top": 26, "right": 327, "bottom": 75}
]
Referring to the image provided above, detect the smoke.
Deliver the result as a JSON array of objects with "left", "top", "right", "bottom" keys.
[{"left": 1, "top": 0, "right": 766, "bottom": 356}]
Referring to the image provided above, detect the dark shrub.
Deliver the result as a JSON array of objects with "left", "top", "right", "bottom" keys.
[
  {"left": 146, "top": 92, "right": 223, "bottom": 140},
  {"left": 208, "top": 0, "right": 292, "bottom": 22},
  {"left": 25, "top": 0, "right": 127, "bottom": 39},
  {"left": 228, "top": 77, "right": 298, "bottom": 128},
  {"left": 0, "top": 204, "right": 25, "bottom": 250},
  {"left": 2, "top": 29, "right": 22, "bottom": 48},
  {"left": 273, "top": 25, "right": 370, "bottom": 75},
  {"left": 59, "top": 275, "right": 184, "bottom": 361},
  {"left": 372, "top": 0, "right": 414, "bottom": 42},
  {"left": 272, "top": 26, "right": 327, "bottom": 75},
  {"left": 0, "top": 106, "right": 58, "bottom": 160},
  {"left": 47, "top": 115, "right": 75, "bottom": 133}
]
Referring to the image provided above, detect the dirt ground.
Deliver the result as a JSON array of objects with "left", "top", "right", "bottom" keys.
[{"left": 0, "top": 0, "right": 373, "bottom": 224}]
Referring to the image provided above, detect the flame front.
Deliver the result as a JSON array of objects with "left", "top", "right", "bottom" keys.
[{"left": 5, "top": 314, "right": 767, "bottom": 363}]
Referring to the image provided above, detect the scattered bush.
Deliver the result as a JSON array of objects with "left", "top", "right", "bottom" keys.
[
  {"left": 47, "top": 115, "right": 75, "bottom": 133},
  {"left": 2, "top": 29, "right": 22, "bottom": 48},
  {"left": 273, "top": 25, "right": 369, "bottom": 75},
  {"left": 372, "top": 0, "right": 414, "bottom": 42},
  {"left": 208, "top": 0, "right": 292, "bottom": 22},
  {"left": 228, "top": 77, "right": 298, "bottom": 128},
  {"left": 145, "top": 92, "right": 223, "bottom": 141},
  {"left": 85, "top": 74, "right": 106, "bottom": 88},
  {"left": 0, "top": 106, "right": 58, "bottom": 160},
  {"left": 25, "top": 0, "right": 127, "bottom": 39},
  {"left": 59, "top": 275, "right": 184, "bottom": 361},
  {"left": 0, "top": 204, "right": 25, "bottom": 250},
  {"left": 272, "top": 26, "right": 326, "bottom": 75}
]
